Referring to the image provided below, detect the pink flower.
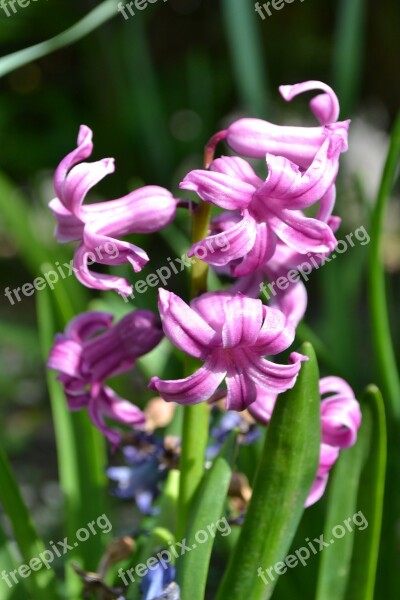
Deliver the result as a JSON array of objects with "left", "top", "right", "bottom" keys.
[
  {"left": 49, "top": 125, "right": 178, "bottom": 296},
  {"left": 229, "top": 215, "right": 341, "bottom": 327},
  {"left": 205, "top": 80, "right": 348, "bottom": 169},
  {"left": 48, "top": 310, "right": 163, "bottom": 448},
  {"left": 248, "top": 376, "right": 361, "bottom": 506},
  {"left": 149, "top": 289, "right": 305, "bottom": 411},
  {"left": 181, "top": 131, "right": 344, "bottom": 276}
]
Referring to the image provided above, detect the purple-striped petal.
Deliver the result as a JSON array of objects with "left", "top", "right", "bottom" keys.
[
  {"left": 225, "top": 118, "right": 327, "bottom": 168},
  {"left": 225, "top": 369, "right": 257, "bottom": 411},
  {"left": 254, "top": 306, "right": 295, "bottom": 355},
  {"left": 279, "top": 81, "right": 340, "bottom": 125},
  {"left": 65, "top": 311, "right": 114, "bottom": 343},
  {"left": 83, "top": 186, "right": 178, "bottom": 235},
  {"left": 88, "top": 386, "right": 145, "bottom": 449},
  {"left": 231, "top": 222, "right": 276, "bottom": 278},
  {"left": 245, "top": 351, "right": 307, "bottom": 393},
  {"left": 54, "top": 125, "right": 94, "bottom": 208},
  {"left": 149, "top": 352, "right": 226, "bottom": 404},
  {"left": 180, "top": 168, "right": 255, "bottom": 210},
  {"left": 256, "top": 131, "right": 345, "bottom": 211},
  {"left": 59, "top": 158, "right": 115, "bottom": 217},
  {"left": 48, "top": 198, "right": 84, "bottom": 243},
  {"left": 73, "top": 244, "right": 135, "bottom": 297},
  {"left": 305, "top": 473, "right": 329, "bottom": 507},
  {"left": 222, "top": 296, "right": 264, "bottom": 348},
  {"left": 210, "top": 156, "right": 262, "bottom": 187},
  {"left": 188, "top": 211, "right": 257, "bottom": 267},
  {"left": 191, "top": 291, "right": 233, "bottom": 334},
  {"left": 320, "top": 377, "right": 361, "bottom": 449},
  {"left": 47, "top": 336, "right": 82, "bottom": 377},
  {"left": 268, "top": 209, "right": 337, "bottom": 254},
  {"left": 158, "top": 289, "right": 218, "bottom": 359}
]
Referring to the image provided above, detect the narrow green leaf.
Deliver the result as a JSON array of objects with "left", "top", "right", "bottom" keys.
[
  {"left": 36, "top": 287, "right": 84, "bottom": 598},
  {"left": 315, "top": 409, "right": 368, "bottom": 600},
  {"left": 332, "top": 0, "right": 367, "bottom": 115},
  {"left": 221, "top": 0, "right": 269, "bottom": 117},
  {"left": 37, "top": 287, "right": 109, "bottom": 594},
  {"left": 177, "top": 433, "right": 237, "bottom": 600},
  {"left": 0, "top": 446, "right": 59, "bottom": 599},
  {"left": 368, "top": 112, "right": 400, "bottom": 419},
  {"left": 216, "top": 342, "right": 320, "bottom": 600},
  {"left": 344, "top": 386, "right": 386, "bottom": 600},
  {"left": 0, "top": 0, "right": 119, "bottom": 78},
  {"left": 0, "top": 519, "right": 18, "bottom": 600}
]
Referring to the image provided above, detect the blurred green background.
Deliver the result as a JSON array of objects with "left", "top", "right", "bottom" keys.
[{"left": 0, "top": 0, "right": 399, "bottom": 598}]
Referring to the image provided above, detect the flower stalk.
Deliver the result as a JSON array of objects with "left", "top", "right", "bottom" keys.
[{"left": 177, "top": 200, "right": 212, "bottom": 539}]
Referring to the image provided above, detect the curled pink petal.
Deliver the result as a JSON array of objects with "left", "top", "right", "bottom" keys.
[
  {"left": 188, "top": 211, "right": 257, "bottom": 267},
  {"left": 158, "top": 289, "right": 218, "bottom": 359},
  {"left": 50, "top": 126, "right": 178, "bottom": 294},
  {"left": 152, "top": 292, "right": 300, "bottom": 410},
  {"left": 305, "top": 473, "right": 330, "bottom": 508},
  {"left": 320, "top": 377, "right": 361, "bottom": 449},
  {"left": 222, "top": 295, "right": 264, "bottom": 348},
  {"left": 180, "top": 168, "right": 255, "bottom": 211},
  {"left": 65, "top": 311, "right": 114, "bottom": 342},
  {"left": 48, "top": 309, "right": 162, "bottom": 446},
  {"left": 279, "top": 80, "right": 340, "bottom": 125},
  {"left": 149, "top": 353, "right": 227, "bottom": 404},
  {"left": 47, "top": 337, "right": 82, "bottom": 377}
]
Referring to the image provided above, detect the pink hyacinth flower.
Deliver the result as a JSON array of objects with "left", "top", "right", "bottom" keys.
[
  {"left": 48, "top": 310, "right": 163, "bottom": 448},
  {"left": 149, "top": 289, "right": 306, "bottom": 411},
  {"left": 229, "top": 215, "right": 341, "bottom": 327},
  {"left": 49, "top": 125, "right": 178, "bottom": 296},
  {"left": 248, "top": 376, "right": 361, "bottom": 506},
  {"left": 320, "top": 376, "right": 362, "bottom": 449},
  {"left": 182, "top": 133, "right": 345, "bottom": 276},
  {"left": 205, "top": 80, "right": 348, "bottom": 169}
]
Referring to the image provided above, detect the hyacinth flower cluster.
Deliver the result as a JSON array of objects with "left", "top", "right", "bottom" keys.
[{"left": 47, "top": 79, "right": 363, "bottom": 598}]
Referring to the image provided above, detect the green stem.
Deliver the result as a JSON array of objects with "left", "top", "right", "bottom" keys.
[
  {"left": 0, "top": 0, "right": 119, "bottom": 79},
  {"left": 177, "top": 201, "right": 211, "bottom": 540},
  {"left": 368, "top": 112, "right": 400, "bottom": 420}
]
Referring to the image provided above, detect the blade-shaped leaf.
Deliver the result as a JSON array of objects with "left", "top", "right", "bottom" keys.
[
  {"left": 216, "top": 342, "right": 320, "bottom": 600},
  {"left": 344, "top": 386, "right": 386, "bottom": 600},
  {"left": 0, "top": 446, "right": 59, "bottom": 599},
  {"left": 177, "top": 433, "right": 237, "bottom": 600}
]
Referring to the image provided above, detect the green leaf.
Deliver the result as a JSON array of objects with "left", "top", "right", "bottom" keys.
[
  {"left": 332, "top": 0, "right": 367, "bottom": 115},
  {"left": 344, "top": 386, "right": 387, "bottom": 600},
  {"left": 0, "top": 0, "right": 119, "bottom": 79},
  {"left": 216, "top": 342, "right": 320, "bottom": 600},
  {"left": 177, "top": 433, "right": 237, "bottom": 600},
  {"left": 0, "top": 446, "right": 59, "bottom": 599},
  {"left": 0, "top": 519, "right": 19, "bottom": 600},
  {"left": 37, "top": 287, "right": 109, "bottom": 597},
  {"left": 368, "top": 112, "right": 400, "bottom": 420},
  {"left": 221, "top": 0, "right": 269, "bottom": 117}
]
